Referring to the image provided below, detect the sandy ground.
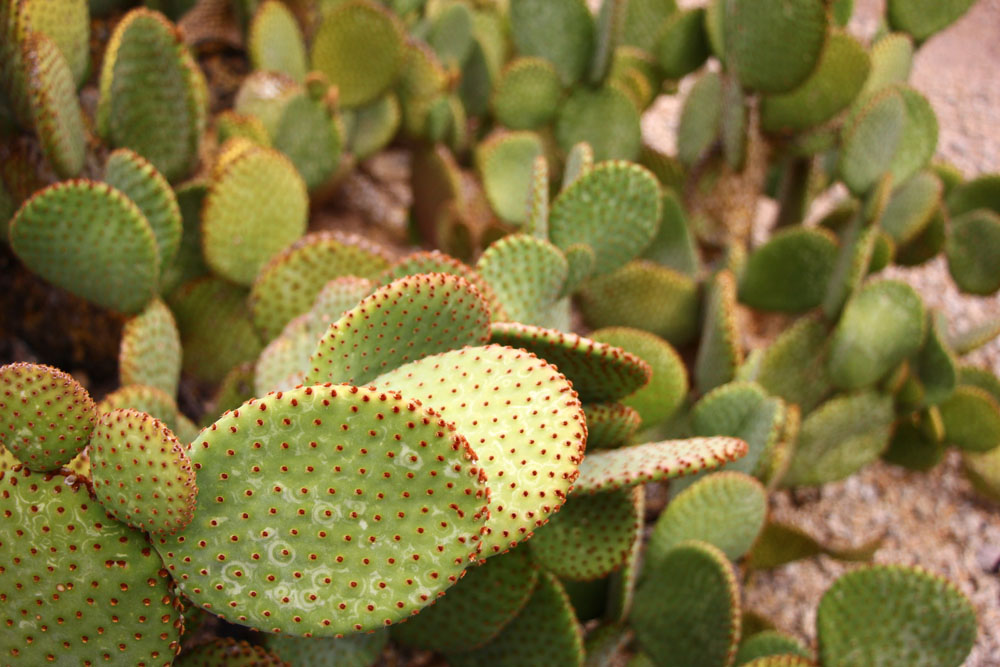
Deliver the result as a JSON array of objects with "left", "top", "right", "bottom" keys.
[{"left": 640, "top": 1, "right": 1000, "bottom": 662}]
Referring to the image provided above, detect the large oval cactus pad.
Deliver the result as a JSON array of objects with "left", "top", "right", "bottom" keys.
[
  {"left": 155, "top": 385, "right": 489, "bottom": 637},
  {"left": 375, "top": 345, "right": 586, "bottom": 555}
]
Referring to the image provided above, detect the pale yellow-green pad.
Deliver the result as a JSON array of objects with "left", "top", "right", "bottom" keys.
[
  {"left": 202, "top": 143, "right": 308, "bottom": 286},
  {"left": 249, "top": 1, "right": 308, "bottom": 83},
  {"left": 492, "top": 57, "right": 563, "bottom": 131},
  {"left": 476, "top": 132, "right": 544, "bottom": 225},
  {"left": 119, "top": 297, "right": 182, "bottom": 397},
  {"left": 476, "top": 234, "right": 568, "bottom": 326},
  {"left": 17, "top": 0, "right": 90, "bottom": 87}
]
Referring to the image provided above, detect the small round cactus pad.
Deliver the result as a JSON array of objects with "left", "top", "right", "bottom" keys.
[
  {"left": 572, "top": 437, "right": 748, "bottom": 494},
  {"left": 375, "top": 344, "right": 586, "bottom": 555},
  {"left": 90, "top": 409, "right": 197, "bottom": 535},
  {"left": 489, "top": 322, "right": 652, "bottom": 404},
  {"left": 817, "top": 565, "right": 977, "bottom": 667},
  {"left": 0, "top": 467, "right": 183, "bottom": 664},
  {"left": 154, "top": 385, "right": 490, "bottom": 637},
  {"left": 391, "top": 546, "right": 538, "bottom": 653},
  {"left": 306, "top": 273, "right": 492, "bottom": 387},
  {"left": 0, "top": 362, "right": 97, "bottom": 471}
]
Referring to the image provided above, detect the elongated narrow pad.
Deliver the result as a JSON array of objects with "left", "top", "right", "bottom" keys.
[
  {"left": 10, "top": 180, "right": 159, "bottom": 314},
  {"left": 530, "top": 486, "right": 641, "bottom": 581},
  {"left": 549, "top": 161, "right": 662, "bottom": 278},
  {"left": 251, "top": 231, "right": 391, "bottom": 341},
  {"left": 392, "top": 547, "right": 538, "bottom": 653},
  {"left": 0, "top": 363, "right": 96, "bottom": 471},
  {"left": 817, "top": 565, "right": 976, "bottom": 667},
  {"left": 748, "top": 520, "right": 883, "bottom": 571},
  {"left": 447, "top": 572, "right": 585, "bottom": 667},
  {"left": 155, "top": 385, "right": 489, "bottom": 636},
  {"left": 119, "top": 297, "right": 182, "bottom": 397},
  {"left": 696, "top": 270, "right": 743, "bottom": 393},
  {"left": 90, "top": 408, "right": 197, "bottom": 534},
  {"left": 574, "top": 437, "right": 748, "bottom": 494},
  {"left": 375, "top": 344, "right": 586, "bottom": 555},
  {"left": 0, "top": 468, "right": 183, "bottom": 663},
  {"left": 490, "top": 322, "right": 652, "bottom": 404},
  {"left": 477, "top": 235, "right": 568, "bottom": 326},
  {"left": 306, "top": 273, "right": 492, "bottom": 387}
]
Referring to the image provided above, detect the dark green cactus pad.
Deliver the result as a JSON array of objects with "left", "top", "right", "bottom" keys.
[
  {"left": 562, "top": 243, "right": 596, "bottom": 297},
  {"left": 476, "top": 132, "right": 544, "bottom": 225},
  {"left": 248, "top": 1, "right": 307, "bottom": 83},
  {"left": 739, "top": 227, "right": 838, "bottom": 313},
  {"left": 828, "top": 280, "right": 926, "bottom": 390},
  {"left": 654, "top": 8, "right": 709, "bottom": 80},
  {"left": 448, "top": 571, "right": 584, "bottom": 667},
  {"left": 588, "top": 0, "right": 627, "bottom": 86},
  {"left": 783, "top": 391, "right": 894, "bottom": 486},
  {"left": 753, "top": 315, "right": 831, "bottom": 413},
  {"left": 391, "top": 547, "right": 538, "bottom": 653},
  {"left": 632, "top": 540, "right": 740, "bottom": 667},
  {"left": 305, "top": 273, "right": 492, "bottom": 387},
  {"left": 887, "top": 0, "right": 976, "bottom": 42},
  {"left": 268, "top": 630, "right": 387, "bottom": 667},
  {"left": 838, "top": 88, "right": 906, "bottom": 195},
  {"left": 21, "top": 33, "right": 86, "bottom": 178},
  {"left": 105, "top": 148, "right": 183, "bottom": 271},
  {"left": 822, "top": 215, "right": 878, "bottom": 319},
  {"left": 477, "top": 235, "right": 568, "bottom": 326},
  {"left": 119, "top": 297, "right": 182, "bottom": 397},
  {"left": 159, "top": 180, "right": 209, "bottom": 295},
  {"left": 622, "top": 0, "right": 679, "bottom": 52},
  {"left": 605, "top": 486, "right": 644, "bottom": 623},
  {"left": 760, "top": 31, "right": 870, "bottom": 134},
  {"left": 346, "top": 93, "right": 400, "bottom": 161},
  {"left": 167, "top": 277, "right": 264, "bottom": 384},
  {"left": 510, "top": 0, "right": 593, "bottom": 86},
  {"left": 489, "top": 322, "right": 651, "bottom": 404},
  {"left": 946, "top": 209, "right": 1000, "bottom": 296},
  {"left": 375, "top": 344, "right": 586, "bottom": 555},
  {"left": 879, "top": 169, "right": 943, "bottom": 245},
  {"left": 963, "top": 445, "right": 1000, "bottom": 503},
  {"left": 817, "top": 565, "right": 977, "bottom": 667},
  {"left": 913, "top": 312, "right": 957, "bottom": 406},
  {"left": 573, "top": 437, "right": 747, "bottom": 494},
  {"left": 270, "top": 88, "right": 344, "bottom": 192},
  {"left": 555, "top": 85, "right": 642, "bottom": 162},
  {"left": 549, "top": 161, "right": 661, "bottom": 278},
  {"left": 583, "top": 403, "right": 642, "bottom": 449},
  {"left": 90, "top": 408, "right": 197, "bottom": 534},
  {"left": 896, "top": 212, "right": 947, "bottom": 268},
  {"left": 590, "top": 327, "right": 689, "bottom": 427},
  {"left": 492, "top": 57, "right": 562, "bottom": 131},
  {"left": 958, "top": 364, "right": 1000, "bottom": 401},
  {"left": 202, "top": 143, "right": 308, "bottom": 286},
  {"left": 748, "top": 519, "right": 882, "bottom": 570},
  {"left": 156, "top": 385, "right": 489, "bottom": 636},
  {"left": 10, "top": 179, "right": 159, "bottom": 314},
  {"left": 0, "top": 467, "right": 183, "bottom": 663},
  {"left": 946, "top": 173, "right": 1000, "bottom": 217},
  {"left": 97, "top": 8, "right": 204, "bottom": 182},
  {"left": 642, "top": 191, "right": 699, "bottom": 276},
  {"left": 176, "top": 638, "right": 288, "bottom": 666},
  {"left": 677, "top": 70, "right": 722, "bottom": 167},
  {"left": 97, "top": 384, "right": 181, "bottom": 431},
  {"left": 578, "top": 261, "right": 700, "bottom": 345},
  {"left": 724, "top": 0, "right": 827, "bottom": 93},
  {"left": 690, "top": 382, "right": 784, "bottom": 478},
  {"left": 888, "top": 86, "right": 938, "bottom": 185},
  {"left": 530, "top": 486, "right": 641, "bottom": 581},
  {"left": 696, "top": 270, "right": 743, "bottom": 394},
  {"left": 939, "top": 385, "right": 1000, "bottom": 453},
  {"left": 734, "top": 631, "right": 812, "bottom": 665},
  {"left": 882, "top": 413, "right": 945, "bottom": 472},
  {"left": 310, "top": 0, "right": 404, "bottom": 107},
  {"left": 0, "top": 363, "right": 96, "bottom": 471},
  {"left": 17, "top": 0, "right": 90, "bottom": 88},
  {"left": 649, "top": 471, "right": 767, "bottom": 562},
  {"left": 381, "top": 250, "right": 505, "bottom": 321},
  {"left": 861, "top": 33, "right": 914, "bottom": 97},
  {"left": 251, "top": 231, "right": 390, "bottom": 342},
  {"left": 721, "top": 75, "right": 748, "bottom": 171}
]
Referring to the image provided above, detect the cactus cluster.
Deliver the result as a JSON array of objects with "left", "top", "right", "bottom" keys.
[{"left": 1, "top": 0, "right": 997, "bottom": 664}]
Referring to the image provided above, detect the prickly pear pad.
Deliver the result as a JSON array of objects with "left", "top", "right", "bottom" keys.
[
  {"left": 306, "top": 273, "right": 492, "bottom": 388},
  {"left": 375, "top": 344, "right": 586, "bottom": 555},
  {"left": 489, "top": 322, "right": 652, "bottom": 404},
  {"left": 155, "top": 385, "right": 489, "bottom": 637},
  {"left": 0, "top": 467, "right": 183, "bottom": 664},
  {"left": 175, "top": 637, "right": 287, "bottom": 665},
  {"left": 0, "top": 362, "right": 97, "bottom": 471},
  {"left": 267, "top": 629, "right": 388, "bottom": 666},
  {"left": 91, "top": 409, "right": 197, "bottom": 535},
  {"left": 380, "top": 250, "right": 505, "bottom": 320},
  {"left": 391, "top": 546, "right": 539, "bottom": 653},
  {"left": 573, "top": 437, "right": 748, "bottom": 494}
]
